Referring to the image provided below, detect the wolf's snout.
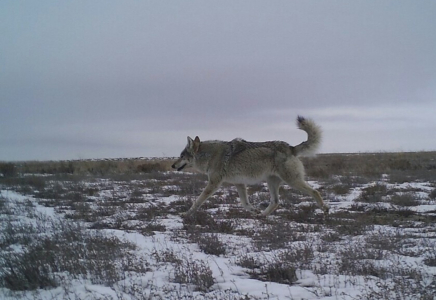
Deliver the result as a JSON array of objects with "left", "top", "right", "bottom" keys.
[{"left": 171, "top": 163, "right": 176, "bottom": 169}]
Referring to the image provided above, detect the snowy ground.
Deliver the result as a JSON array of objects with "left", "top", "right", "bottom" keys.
[{"left": 1, "top": 169, "right": 436, "bottom": 299}]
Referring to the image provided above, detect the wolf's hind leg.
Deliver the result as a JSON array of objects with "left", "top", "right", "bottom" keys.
[
  {"left": 235, "top": 184, "right": 258, "bottom": 213},
  {"left": 278, "top": 160, "right": 329, "bottom": 214},
  {"left": 261, "top": 176, "right": 281, "bottom": 216},
  {"left": 289, "top": 179, "right": 329, "bottom": 213}
]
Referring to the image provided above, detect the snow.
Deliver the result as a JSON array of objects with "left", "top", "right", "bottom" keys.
[{"left": 1, "top": 175, "right": 435, "bottom": 300}]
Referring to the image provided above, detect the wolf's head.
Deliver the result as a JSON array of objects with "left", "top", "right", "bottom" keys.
[{"left": 171, "top": 136, "right": 200, "bottom": 171}]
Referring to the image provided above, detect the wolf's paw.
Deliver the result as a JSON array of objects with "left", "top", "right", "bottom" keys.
[
  {"left": 180, "top": 211, "right": 192, "bottom": 218},
  {"left": 253, "top": 209, "right": 262, "bottom": 215},
  {"left": 322, "top": 205, "right": 330, "bottom": 215},
  {"left": 247, "top": 206, "right": 261, "bottom": 215},
  {"left": 255, "top": 212, "right": 267, "bottom": 219}
]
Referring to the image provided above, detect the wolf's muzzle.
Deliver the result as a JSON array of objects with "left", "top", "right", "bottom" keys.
[
  {"left": 177, "top": 164, "right": 187, "bottom": 171},
  {"left": 172, "top": 163, "right": 187, "bottom": 171}
]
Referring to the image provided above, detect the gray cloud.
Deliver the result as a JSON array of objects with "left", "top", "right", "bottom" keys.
[{"left": 1, "top": 1, "right": 435, "bottom": 160}]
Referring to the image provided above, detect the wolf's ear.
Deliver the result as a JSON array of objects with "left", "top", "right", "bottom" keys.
[
  {"left": 193, "top": 136, "right": 200, "bottom": 153},
  {"left": 187, "top": 136, "right": 194, "bottom": 148}
]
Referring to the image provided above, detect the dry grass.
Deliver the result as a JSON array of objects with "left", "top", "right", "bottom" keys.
[
  {"left": 302, "top": 151, "right": 436, "bottom": 181},
  {"left": 3, "top": 151, "right": 435, "bottom": 180},
  {"left": 9, "top": 158, "right": 174, "bottom": 176}
]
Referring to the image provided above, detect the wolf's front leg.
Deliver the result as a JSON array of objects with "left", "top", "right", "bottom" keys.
[
  {"left": 235, "top": 184, "right": 260, "bottom": 214},
  {"left": 182, "top": 181, "right": 221, "bottom": 217}
]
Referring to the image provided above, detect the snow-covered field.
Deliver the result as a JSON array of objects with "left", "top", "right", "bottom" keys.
[{"left": 1, "top": 163, "right": 436, "bottom": 299}]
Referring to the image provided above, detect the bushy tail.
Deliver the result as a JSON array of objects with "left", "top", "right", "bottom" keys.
[{"left": 293, "top": 116, "right": 322, "bottom": 156}]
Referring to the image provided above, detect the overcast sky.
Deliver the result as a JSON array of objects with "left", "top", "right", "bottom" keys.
[{"left": 1, "top": 1, "right": 435, "bottom": 161}]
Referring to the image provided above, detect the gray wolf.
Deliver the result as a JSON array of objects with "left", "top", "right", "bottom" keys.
[{"left": 172, "top": 116, "right": 329, "bottom": 217}]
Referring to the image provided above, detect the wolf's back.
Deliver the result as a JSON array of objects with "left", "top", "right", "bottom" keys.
[{"left": 293, "top": 116, "right": 322, "bottom": 156}]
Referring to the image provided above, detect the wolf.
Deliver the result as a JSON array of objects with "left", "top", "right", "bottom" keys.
[{"left": 172, "top": 116, "right": 329, "bottom": 217}]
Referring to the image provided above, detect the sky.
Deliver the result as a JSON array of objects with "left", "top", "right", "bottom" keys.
[{"left": 1, "top": 1, "right": 435, "bottom": 161}]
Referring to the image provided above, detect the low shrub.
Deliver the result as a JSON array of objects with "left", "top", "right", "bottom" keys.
[
  {"left": 182, "top": 210, "right": 235, "bottom": 234},
  {"left": 330, "top": 184, "right": 351, "bottom": 195},
  {"left": 390, "top": 193, "right": 420, "bottom": 207},
  {"left": 236, "top": 251, "right": 299, "bottom": 285},
  {"left": 192, "top": 233, "right": 226, "bottom": 256},
  {"left": 252, "top": 221, "right": 306, "bottom": 251},
  {"left": 0, "top": 218, "right": 136, "bottom": 290},
  {"left": 429, "top": 189, "right": 436, "bottom": 200},
  {"left": 0, "top": 162, "right": 16, "bottom": 177},
  {"left": 173, "top": 257, "right": 215, "bottom": 292},
  {"left": 357, "top": 183, "right": 388, "bottom": 203},
  {"left": 259, "top": 262, "right": 297, "bottom": 285}
]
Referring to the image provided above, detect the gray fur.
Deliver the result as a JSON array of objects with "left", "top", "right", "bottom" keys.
[{"left": 172, "top": 116, "right": 328, "bottom": 217}]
